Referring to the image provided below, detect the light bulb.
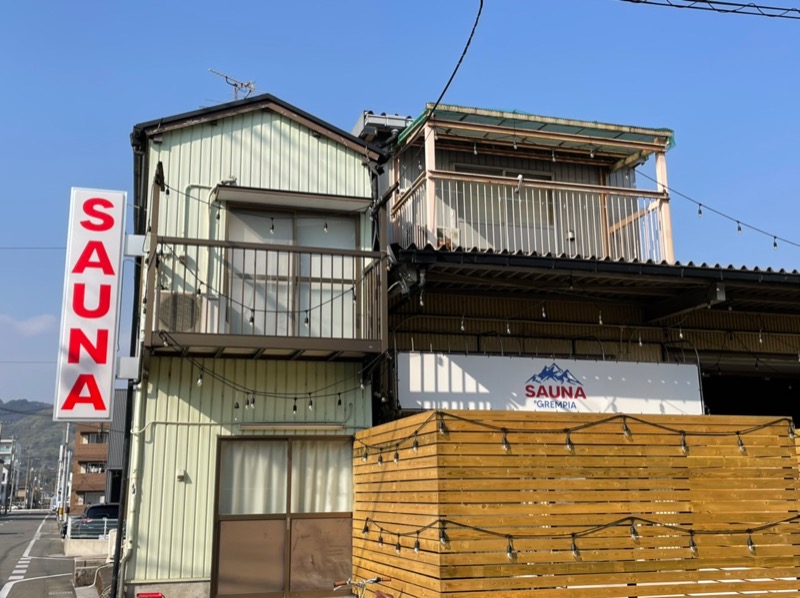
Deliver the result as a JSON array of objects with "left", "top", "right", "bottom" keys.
[
  {"left": 473, "top": 143, "right": 477, "bottom": 156},
  {"left": 506, "top": 537, "right": 515, "bottom": 560},
  {"left": 270, "top": 218, "right": 275, "bottom": 234},
  {"left": 590, "top": 148, "right": 595, "bottom": 159},
  {"left": 622, "top": 417, "right": 632, "bottom": 439},
  {"left": 552, "top": 150, "right": 556, "bottom": 163},
  {"left": 697, "top": 204, "right": 703, "bottom": 217},
  {"left": 638, "top": 333, "right": 643, "bottom": 347},
  {"left": 414, "top": 535, "right": 420, "bottom": 554},
  {"left": 501, "top": 429, "right": 511, "bottom": 452},
  {"left": 419, "top": 291, "right": 424, "bottom": 307},
  {"left": 565, "top": 431, "right": 574, "bottom": 452},
  {"left": 598, "top": 310, "right": 603, "bottom": 326},
  {"left": 737, "top": 221, "right": 742, "bottom": 234},
  {"left": 304, "top": 312, "right": 309, "bottom": 327},
  {"left": 680, "top": 431, "right": 689, "bottom": 454},
  {"left": 541, "top": 304, "right": 547, "bottom": 319},
  {"left": 571, "top": 535, "right": 580, "bottom": 559},
  {"left": 292, "top": 399, "right": 297, "bottom": 415},
  {"left": 747, "top": 532, "right": 755, "bottom": 554},
  {"left": 737, "top": 432, "right": 746, "bottom": 454},
  {"left": 412, "top": 433, "right": 419, "bottom": 452},
  {"left": 308, "top": 398, "right": 313, "bottom": 411},
  {"left": 774, "top": 236, "right": 778, "bottom": 250},
  {"left": 362, "top": 519, "right": 370, "bottom": 534},
  {"left": 512, "top": 138, "right": 517, "bottom": 150},
  {"left": 393, "top": 447, "right": 399, "bottom": 464},
  {"left": 196, "top": 372, "right": 203, "bottom": 387},
  {"left": 249, "top": 312, "right": 255, "bottom": 326},
  {"left": 506, "top": 321, "right": 511, "bottom": 335},
  {"left": 629, "top": 519, "right": 640, "bottom": 542},
  {"left": 679, "top": 327, "right": 683, "bottom": 340},
  {"left": 337, "top": 393, "right": 342, "bottom": 407},
  {"left": 460, "top": 317, "right": 465, "bottom": 332},
  {"left": 758, "top": 331, "right": 763, "bottom": 344},
  {"left": 323, "top": 220, "right": 328, "bottom": 233},
  {"left": 689, "top": 531, "right": 698, "bottom": 556}
]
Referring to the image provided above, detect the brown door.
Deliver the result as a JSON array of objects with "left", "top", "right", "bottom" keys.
[{"left": 213, "top": 437, "right": 353, "bottom": 598}]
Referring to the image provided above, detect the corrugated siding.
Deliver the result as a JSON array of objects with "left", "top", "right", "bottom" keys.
[
  {"left": 127, "top": 357, "right": 371, "bottom": 583},
  {"left": 148, "top": 109, "right": 372, "bottom": 240},
  {"left": 108, "top": 389, "right": 127, "bottom": 469}
]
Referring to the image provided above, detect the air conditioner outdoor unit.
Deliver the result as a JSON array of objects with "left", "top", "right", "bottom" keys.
[
  {"left": 157, "top": 292, "right": 220, "bottom": 334},
  {"left": 436, "top": 226, "right": 460, "bottom": 250}
]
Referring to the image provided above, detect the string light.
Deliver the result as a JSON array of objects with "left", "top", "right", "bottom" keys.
[
  {"left": 565, "top": 430, "right": 574, "bottom": 452},
  {"left": 737, "top": 221, "right": 742, "bottom": 234},
  {"left": 352, "top": 289, "right": 357, "bottom": 303},
  {"left": 249, "top": 311, "right": 255, "bottom": 327},
  {"left": 506, "top": 536, "right": 515, "bottom": 560},
  {"left": 758, "top": 330, "right": 764, "bottom": 344},
  {"left": 689, "top": 531, "right": 698, "bottom": 556},
  {"left": 589, "top": 147, "right": 595, "bottom": 159},
  {"left": 337, "top": 393, "right": 342, "bottom": 407},
  {"left": 395, "top": 534, "right": 401, "bottom": 554},
  {"left": 737, "top": 431, "right": 746, "bottom": 454},
  {"left": 460, "top": 316, "right": 465, "bottom": 332},
  {"left": 412, "top": 432, "right": 419, "bottom": 452},
  {"left": 439, "top": 521, "right": 448, "bottom": 546},
  {"left": 747, "top": 530, "right": 756, "bottom": 554},
  {"left": 234, "top": 401, "right": 240, "bottom": 410},
  {"left": 506, "top": 321, "right": 511, "bottom": 335},
  {"left": 680, "top": 431, "right": 689, "bottom": 454},
  {"left": 552, "top": 150, "right": 556, "bottom": 163},
  {"left": 393, "top": 445, "right": 400, "bottom": 464},
  {"left": 541, "top": 304, "right": 547, "bottom": 319},
  {"left": 419, "top": 291, "right": 424, "bottom": 307},
  {"left": 512, "top": 138, "right": 517, "bottom": 150},
  {"left": 571, "top": 534, "right": 580, "bottom": 559},
  {"left": 269, "top": 218, "right": 275, "bottom": 234},
  {"left": 501, "top": 428, "right": 511, "bottom": 452},
  {"left": 323, "top": 220, "right": 328, "bottom": 233},
  {"left": 789, "top": 420, "right": 795, "bottom": 440},
  {"left": 638, "top": 332, "right": 643, "bottom": 347},
  {"left": 622, "top": 416, "right": 632, "bottom": 440},
  {"left": 438, "top": 413, "right": 448, "bottom": 436},
  {"left": 196, "top": 371, "right": 204, "bottom": 387},
  {"left": 378, "top": 532, "right": 384, "bottom": 547},
  {"left": 292, "top": 398, "right": 297, "bottom": 415},
  {"left": 304, "top": 311, "right": 309, "bottom": 327},
  {"left": 308, "top": 397, "right": 313, "bottom": 411},
  {"left": 679, "top": 327, "right": 683, "bottom": 340},
  {"left": 697, "top": 204, "right": 703, "bottom": 217},
  {"left": 362, "top": 519, "right": 370, "bottom": 534},
  {"left": 598, "top": 310, "right": 603, "bottom": 326},
  {"left": 774, "top": 236, "right": 778, "bottom": 250},
  {"left": 362, "top": 446, "right": 368, "bottom": 462},
  {"left": 473, "top": 142, "right": 477, "bottom": 156},
  {"left": 377, "top": 450, "right": 383, "bottom": 466},
  {"left": 629, "top": 518, "right": 640, "bottom": 542},
  {"left": 414, "top": 532, "right": 420, "bottom": 554}
]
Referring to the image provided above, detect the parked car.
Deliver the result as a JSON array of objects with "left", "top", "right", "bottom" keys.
[{"left": 62, "top": 503, "right": 120, "bottom": 538}]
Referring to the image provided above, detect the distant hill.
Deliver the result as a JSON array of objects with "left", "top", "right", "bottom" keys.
[{"left": 0, "top": 400, "right": 68, "bottom": 488}]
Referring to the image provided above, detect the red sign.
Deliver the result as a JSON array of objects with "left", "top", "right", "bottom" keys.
[{"left": 54, "top": 188, "right": 126, "bottom": 421}]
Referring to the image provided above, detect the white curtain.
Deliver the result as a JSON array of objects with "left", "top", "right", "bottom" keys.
[
  {"left": 290, "top": 439, "right": 353, "bottom": 514},
  {"left": 219, "top": 440, "right": 288, "bottom": 515}
]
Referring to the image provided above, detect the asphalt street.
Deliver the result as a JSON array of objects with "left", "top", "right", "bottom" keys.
[{"left": 0, "top": 510, "right": 74, "bottom": 598}]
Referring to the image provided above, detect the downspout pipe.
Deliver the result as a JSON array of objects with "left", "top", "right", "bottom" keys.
[{"left": 110, "top": 130, "right": 149, "bottom": 598}]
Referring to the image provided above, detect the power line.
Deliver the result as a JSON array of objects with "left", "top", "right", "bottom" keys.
[
  {"left": 415, "top": 0, "right": 484, "bottom": 133},
  {"left": 619, "top": 0, "right": 800, "bottom": 19},
  {"left": 0, "top": 247, "right": 64, "bottom": 251}
]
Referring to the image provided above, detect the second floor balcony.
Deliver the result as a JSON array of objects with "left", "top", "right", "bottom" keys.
[
  {"left": 391, "top": 171, "right": 670, "bottom": 262},
  {"left": 145, "top": 237, "right": 386, "bottom": 358},
  {"left": 386, "top": 103, "right": 675, "bottom": 263}
]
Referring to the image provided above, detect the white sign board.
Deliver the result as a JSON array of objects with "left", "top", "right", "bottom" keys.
[
  {"left": 54, "top": 188, "right": 126, "bottom": 421},
  {"left": 397, "top": 353, "right": 703, "bottom": 415}
]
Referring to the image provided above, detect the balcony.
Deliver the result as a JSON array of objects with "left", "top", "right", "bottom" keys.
[
  {"left": 391, "top": 171, "right": 670, "bottom": 262},
  {"left": 145, "top": 237, "right": 385, "bottom": 358}
]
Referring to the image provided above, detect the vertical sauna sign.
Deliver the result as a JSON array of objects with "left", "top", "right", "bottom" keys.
[{"left": 54, "top": 188, "right": 126, "bottom": 422}]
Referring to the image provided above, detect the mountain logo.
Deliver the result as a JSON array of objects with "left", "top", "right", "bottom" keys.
[
  {"left": 525, "top": 363, "right": 583, "bottom": 386},
  {"left": 524, "top": 362, "right": 587, "bottom": 401}
]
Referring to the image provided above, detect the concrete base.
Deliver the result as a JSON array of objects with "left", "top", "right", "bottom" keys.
[
  {"left": 74, "top": 559, "right": 110, "bottom": 588},
  {"left": 125, "top": 581, "right": 210, "bottom": 598},
  {"left": 65, "top": 538, "right": 113, "bottom": 558}
]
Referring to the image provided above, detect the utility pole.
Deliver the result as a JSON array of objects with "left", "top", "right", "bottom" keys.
[{"left": 209, "top": 69, "right": 255, "bottom": 101}]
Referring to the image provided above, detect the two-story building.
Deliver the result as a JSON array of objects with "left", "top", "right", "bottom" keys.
[
  {"left": 126, "top": 94, "right": 386, "bottom": 598},
  {"left": 121, "top": 96, "right": 800, "bottom": 598}
]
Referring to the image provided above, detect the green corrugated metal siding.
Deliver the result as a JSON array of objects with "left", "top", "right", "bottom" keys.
[
  {"left": 148, "top": 109, "right": 372, "bottom": 240},
  {"left": 127, "top": 357, "right": 371, "bottom": 582}
]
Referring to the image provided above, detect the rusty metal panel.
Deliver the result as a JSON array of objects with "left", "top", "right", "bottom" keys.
[
  {"left": 289, "top": 517, "right": 352, "bottom": 591},
  {"left": 126, "top": 357, "right": 371, "bottom": 583},
  {"left": 217, "top": 519, "right": 285, "bottom": 595}
]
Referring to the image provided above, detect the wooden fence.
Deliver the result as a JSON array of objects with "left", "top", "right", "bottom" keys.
[{"left": 353, "top": 410, "right": 800, "bottom": 598}]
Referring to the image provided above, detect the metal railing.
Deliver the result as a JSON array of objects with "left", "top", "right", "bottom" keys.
[
  {"left": 68, "top": 517, "right": 118, "bottom": 539},
  {"left": 153, "top": 238, "right": 383, "bottom": 342},
  {"left": 391, "top": 171, "right": 668, "bottom": 262}
]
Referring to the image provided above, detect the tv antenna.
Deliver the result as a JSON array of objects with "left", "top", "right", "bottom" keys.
[{"left": 209, "top": 69, "right": 256, "bottom": 101}]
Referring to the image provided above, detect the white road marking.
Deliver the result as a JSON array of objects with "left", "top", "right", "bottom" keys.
[
  {"left": 0, "top": 515, "right": 59, "bottom": 595},
  {"left": 0, "top": 573, "right": 72, "bottom": 598}
]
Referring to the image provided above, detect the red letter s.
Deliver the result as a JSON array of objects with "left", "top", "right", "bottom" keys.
[{"left": 80, "top": 197, "right": 115, "bottom": 231}]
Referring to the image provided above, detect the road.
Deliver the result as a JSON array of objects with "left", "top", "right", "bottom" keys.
[{"left": 0, "top": 510, "right": 74, "bottom": 598}]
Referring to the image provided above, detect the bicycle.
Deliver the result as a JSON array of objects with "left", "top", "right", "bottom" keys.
[{"left": 333, "top": 575, "right": 393, "bottom": 598}]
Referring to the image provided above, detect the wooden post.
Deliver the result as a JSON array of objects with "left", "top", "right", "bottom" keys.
[
  {"left": 424, "top": 122, "right": 437, "bottom": 247},
  {"left": 655, "top": 152, "right": 674, "bottom": 264}
]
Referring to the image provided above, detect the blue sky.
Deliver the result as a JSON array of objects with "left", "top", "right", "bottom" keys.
[{"left": 1, "top": 0, "right": 799, "bottom": 404}]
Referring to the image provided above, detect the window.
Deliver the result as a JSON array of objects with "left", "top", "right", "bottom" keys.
[
  {"left": 226, "top": 209, "right": 359, "bottom": 338},
  {"left": 77, "top": 491, "right": 105, "bottom": 506},
  {"left": 81, "top": 432, "right": 108, "bottom": 444},
  {"left": 79, "top": 462, "right": 107, "bottom": 474}
]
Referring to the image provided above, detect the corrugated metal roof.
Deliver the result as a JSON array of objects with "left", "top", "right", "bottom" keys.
[
  {"left": 391, "top": 243, "right": 800, "bottom": 317},
  {"left": 398, "top": 103, "right": 675, "bottom": 158}
]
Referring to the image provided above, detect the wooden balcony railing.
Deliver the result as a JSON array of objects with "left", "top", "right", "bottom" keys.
[
  {"left": 391, "top": 171, "right": 670, "bottom": 262},
  {"left": 146, "top": 237, "right": 385, "bottom": 356}
]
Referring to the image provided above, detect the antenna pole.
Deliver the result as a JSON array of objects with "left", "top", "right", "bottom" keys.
[{"left": 209, "top": 69, "right": 256, "bottom": 101}]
